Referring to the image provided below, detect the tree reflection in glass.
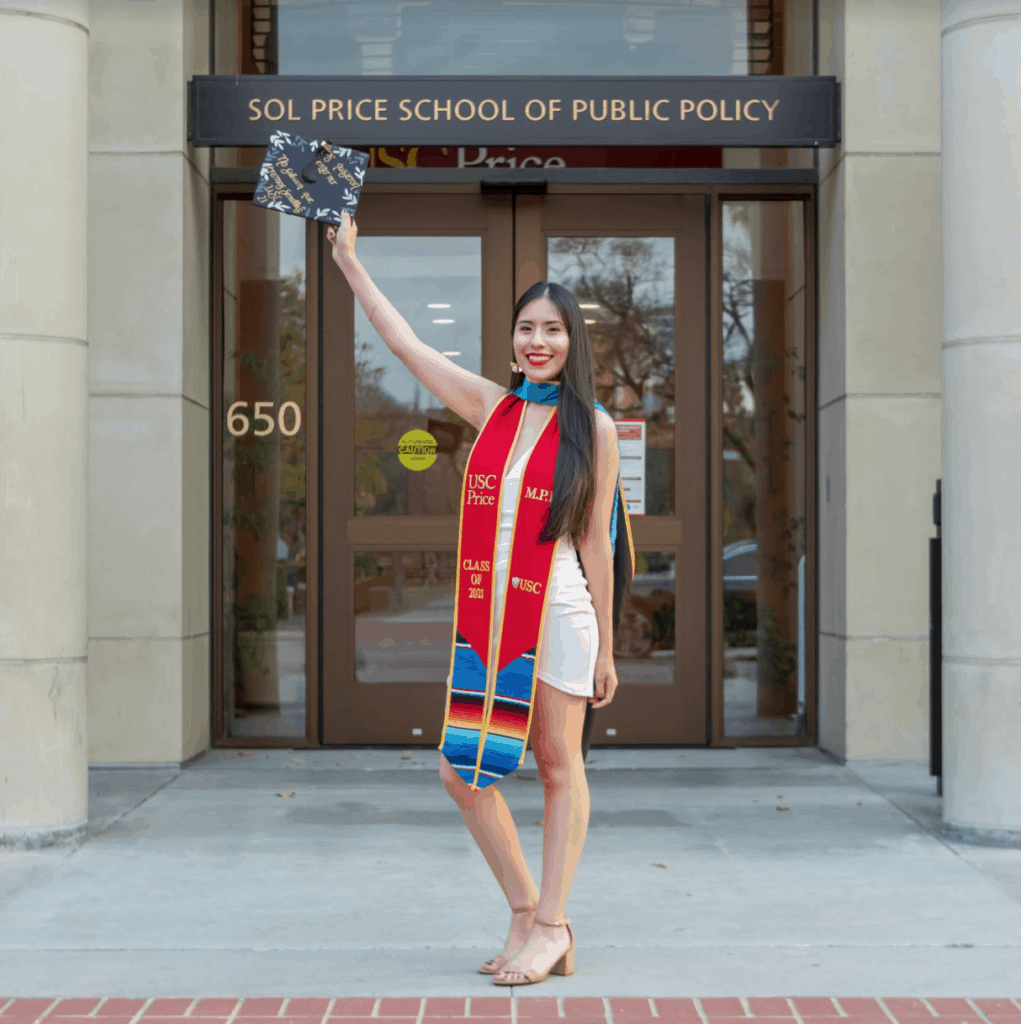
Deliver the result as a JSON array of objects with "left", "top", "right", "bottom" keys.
[
  {"left": 722, "top": 202, "right": 807, "bottom": 738},
  {"left": 352, "top": 237, "right": 482, "bottom": 516},
  {"left": 547, "top": 236, "right": 675, "bottom": 516},
  {"left": 224, "top": 204, "right": 307, "bottom": 739}
]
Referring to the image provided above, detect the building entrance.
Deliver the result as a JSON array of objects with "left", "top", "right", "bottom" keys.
[
  {"left": 319, "top": 187, "right": 708, "bottom": 746},
  {"left": 214, "top": 180, "right": 816, "bottom": 750}
]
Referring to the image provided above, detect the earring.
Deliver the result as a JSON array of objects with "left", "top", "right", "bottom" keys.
[{"left": 510, "top": 361, "right": 522, "bottom": 373}]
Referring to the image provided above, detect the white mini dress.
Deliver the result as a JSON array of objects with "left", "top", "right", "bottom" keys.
[{"left": 488, "top": 441, "right": 599, "bottom": 698}]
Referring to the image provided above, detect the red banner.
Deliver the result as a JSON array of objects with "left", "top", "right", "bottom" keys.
[{"left": 366, "top": 145, "right": 722, "bottom": 169}]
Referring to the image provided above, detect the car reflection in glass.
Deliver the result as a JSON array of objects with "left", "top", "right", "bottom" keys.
[
  {"left": 723, "top": 540, "right": 758, "bottom": 641},
  {"left": 613, "top": 552, "right": 674, "bottom": 660},
  {"left": 609, "top": 543, "right": 758, "bottom": 659}
]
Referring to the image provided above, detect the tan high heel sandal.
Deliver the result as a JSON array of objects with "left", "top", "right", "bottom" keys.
[
  {"left": 491, "top": 916, "right": 574, "bottom": 986},
  {"left": 478, "top": 905, "right": 537, "bottom": 975}
]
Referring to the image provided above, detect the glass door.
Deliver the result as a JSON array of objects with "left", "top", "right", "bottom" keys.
[
  {"left": 214, "top": 185, "right": 810, "bottom": 749},
  {"left": 321, "top": 191, "right": 514, "bottom": 744},
  {"left": 321, "top": 188, "right": 708, "bottom": 746},
  {"left": 517, "top": 193, "right": 709, "bottom": 745},
  {"left": 717, "top": 199, "right": 814, "bottom": 742},
  {"left": 213, "top": 196, "right": 318, "bottom": 743}
]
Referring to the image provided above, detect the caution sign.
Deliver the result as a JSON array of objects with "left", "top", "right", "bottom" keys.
[{"left": 398, "top": 429, "right": 438, "bottom": 471}]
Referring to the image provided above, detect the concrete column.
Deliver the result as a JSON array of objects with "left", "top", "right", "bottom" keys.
[
  {"left": 0, "top": 0, "right": 90, "bottom": 849},
  {"left": 941, "top": 0, "right": 1021, "bottom": 845},
  {"left": 815, "top": 0, "right": 943, "bottom": 760}
]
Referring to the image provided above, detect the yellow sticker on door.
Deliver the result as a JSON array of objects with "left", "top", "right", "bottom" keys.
[{"left": 398, "top": 429, "right": 438, "bottom": 470}]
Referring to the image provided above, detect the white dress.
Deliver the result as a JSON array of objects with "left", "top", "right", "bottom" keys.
[{"left": 488, "top": 441, "right": 599, "bottom": 698}]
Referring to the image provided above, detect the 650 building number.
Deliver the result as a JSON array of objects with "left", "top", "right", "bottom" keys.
[{"left": 227, "top": 400, "right": 302, "bottom": 437}]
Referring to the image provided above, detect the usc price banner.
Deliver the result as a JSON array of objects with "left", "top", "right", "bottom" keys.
[{"left": 363, "top": 145, "right": 722, "bottom": 169}]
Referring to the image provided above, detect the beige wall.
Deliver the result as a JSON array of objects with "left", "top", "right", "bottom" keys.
[
  {"left": 87, "top": 0, "right": 211, "bottom": 765},
  {"left": 816, "top": 0, "right": 942, "bottom": 760}
]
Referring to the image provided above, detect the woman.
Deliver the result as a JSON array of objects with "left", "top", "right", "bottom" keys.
[{"left": 328, "top": 212, "right": 633, "bottom": 987}]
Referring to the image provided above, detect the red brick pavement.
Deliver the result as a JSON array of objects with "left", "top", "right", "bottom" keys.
[{"left": 0, "top": 999, "right": 1018, "bottom": 1024}]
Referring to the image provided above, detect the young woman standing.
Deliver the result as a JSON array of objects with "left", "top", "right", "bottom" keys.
[{"left": 328, "top": 212, "right": 633, "bottom": 987}]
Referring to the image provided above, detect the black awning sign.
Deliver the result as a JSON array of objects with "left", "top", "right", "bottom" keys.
[{"left": 189, "top": 76, "right": 840, "bottom": 149}]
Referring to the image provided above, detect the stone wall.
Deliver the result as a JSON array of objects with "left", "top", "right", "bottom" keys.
[
  {"left": 86, "top": 0, "right": 211, "bottom": 765},
  {"left": 816, "top": 0, "right": 943, "bottom": 760}
]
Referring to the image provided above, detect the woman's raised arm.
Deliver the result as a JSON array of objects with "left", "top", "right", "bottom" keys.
[{"left": 328, "top": 213, "right": 506, "bottom": 429}]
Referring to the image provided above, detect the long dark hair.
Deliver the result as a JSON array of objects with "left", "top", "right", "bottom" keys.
[
  {"left": 510, "top": 281, "right": 633, "bottom": 638},
  {"left": 510, "top": 281, "right": 596, "bottom": 548}
]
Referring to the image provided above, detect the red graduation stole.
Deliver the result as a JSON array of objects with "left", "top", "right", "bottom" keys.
[{"left": 438, "top": 393, "right": 561, "bottom": 790}]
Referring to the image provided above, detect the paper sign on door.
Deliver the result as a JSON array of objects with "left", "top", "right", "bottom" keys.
[{"left": 614, "top": 419, "right": 645, "bottom": 517}]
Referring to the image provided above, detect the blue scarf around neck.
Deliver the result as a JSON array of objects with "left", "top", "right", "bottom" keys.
[{"left": 510, "top": 379, "right": 621, "bottom": 549}]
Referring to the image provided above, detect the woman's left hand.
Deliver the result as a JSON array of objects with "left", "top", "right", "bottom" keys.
[{"left": 589, "top": 654, "right": 619, "bottom": 708}]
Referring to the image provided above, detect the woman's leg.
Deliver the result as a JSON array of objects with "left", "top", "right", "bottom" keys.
[
  {"left": 439, "top": 753, "right": 538, "bottom": 907},
  {"left": 438, "top": 752, "right": 539, "bottom": 964},
  {"left": 493, "top": 679, "right": 589, "bottom": 981}
]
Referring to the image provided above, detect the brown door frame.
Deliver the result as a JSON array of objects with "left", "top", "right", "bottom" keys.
[
  {"left": 708, "top": 188, "right": 818, "bottom": 747},
  {"left": 516, "top": 191, "right": 709, "bottom": 744},
  {"left": 320, "top": 189, "right": 515, "bottom": 744},
  {"left": 537, "top": 183, "right": 817, "bottom": 748},
  {"left": 210, "top": 181, "right": 817, "bottom": 750},
  {"left": 320, "top": 184, "right": 719, "bottom": 748}
]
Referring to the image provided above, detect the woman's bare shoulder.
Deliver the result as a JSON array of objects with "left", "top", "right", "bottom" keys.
[{"left": 594, "top": 407, "right": 616, "bottom": 440}]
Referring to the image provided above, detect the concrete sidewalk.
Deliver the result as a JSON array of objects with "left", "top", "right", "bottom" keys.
[{"left": 1, "top": 747, "right": 1020, "bottom": 997}]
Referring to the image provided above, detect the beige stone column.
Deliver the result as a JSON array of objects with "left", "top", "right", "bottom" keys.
[
  {"left": 816, "top": 0, "right": 943, "bottom": 759},
  {"left": 0, "top": 0, "right": 90, "bottom": 849},
  {"left": 940, "top": 0, "right": 1021, "bottom": 844},
  {"left": 87, "top": 0, "right": 211, "bottom": 765}
]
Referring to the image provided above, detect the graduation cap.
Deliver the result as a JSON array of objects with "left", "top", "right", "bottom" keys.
[{"left": 252, "top": 130, "right": 369, "bottom": 225}]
